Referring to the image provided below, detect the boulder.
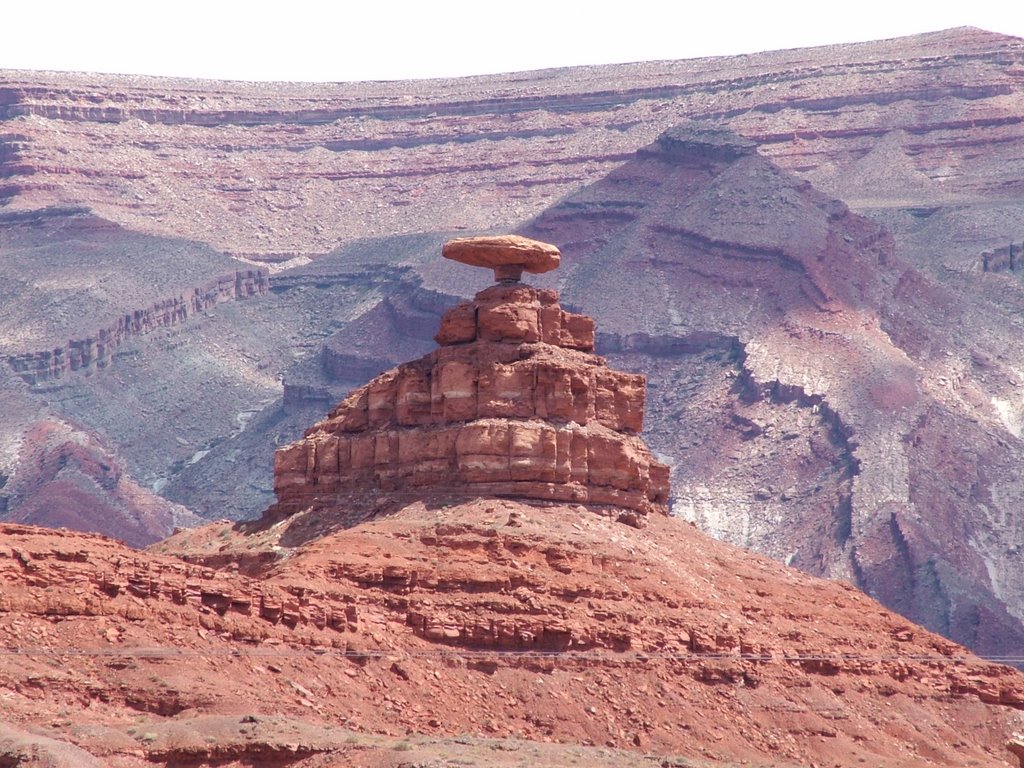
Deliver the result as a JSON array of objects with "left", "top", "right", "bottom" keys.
[{"left": 442, "top": 235, "right": 561, "bottom": 282}]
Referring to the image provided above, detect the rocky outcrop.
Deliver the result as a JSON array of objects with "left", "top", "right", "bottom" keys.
[
  {"left": 271, "top": 240, "right": 669, "bottom": 522},
  {"left": 980, "top": 241, "right": 1024, "bottom": 273},
  {"left": 157, "top": 499, "right": 1024, "bottom": 766},
  {"left": 4, "top": 269, "right": 268, "bottom": 385}
]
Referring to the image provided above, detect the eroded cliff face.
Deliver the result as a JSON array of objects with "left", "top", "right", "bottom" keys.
[
  {"left": 5, "top": 268, "right": 267, "bottom": 385},
  {"left": 272, "top": 275, "right": 669, "bottom": 523},
  {"left": 517, "top": 123, "right": 1024, "bottom": 659}
]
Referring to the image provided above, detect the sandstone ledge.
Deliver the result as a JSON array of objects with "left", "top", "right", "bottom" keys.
[{"left": 275, "top": 418, "right": 669, "bottom": 518}]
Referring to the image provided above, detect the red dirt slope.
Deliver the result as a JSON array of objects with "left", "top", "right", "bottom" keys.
[{"left": 3, "top": 504, "right": 1017, "bottom": 766}]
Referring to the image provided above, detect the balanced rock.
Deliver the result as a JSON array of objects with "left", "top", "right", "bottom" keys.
[
  {"left": 442, "top": 235, "right": 560, "bottom": 282},
  {"left": 271, "top": 237, "right": 669, "bottom": 524}
]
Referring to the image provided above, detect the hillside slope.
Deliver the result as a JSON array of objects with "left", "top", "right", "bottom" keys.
[{"left": 3, "top": 506, "right": 1024, "bottom": 766}]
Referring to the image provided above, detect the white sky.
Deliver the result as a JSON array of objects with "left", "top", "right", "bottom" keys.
[{"left": 3, "top": 1, "right": 1023, "bottom": 82}]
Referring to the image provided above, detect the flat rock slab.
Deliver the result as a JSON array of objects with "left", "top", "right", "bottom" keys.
[{"left": 443, "top": 235, "right": 560, "bottom": 281}]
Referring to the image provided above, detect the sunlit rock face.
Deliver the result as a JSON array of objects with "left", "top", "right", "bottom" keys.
[{"left": 270, "top": 238, "right": 669, "bottom": 525}]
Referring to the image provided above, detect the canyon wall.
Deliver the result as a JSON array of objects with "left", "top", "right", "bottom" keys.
[{"left": 5, "top": 269, "right": 268, "bottom": 384}]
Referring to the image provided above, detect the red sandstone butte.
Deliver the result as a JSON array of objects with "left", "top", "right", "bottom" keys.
[{"left": 269, "top": 240, "right": 669, "bottom": 523}]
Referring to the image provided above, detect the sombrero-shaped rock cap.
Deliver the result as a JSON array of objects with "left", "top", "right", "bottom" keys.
[{"left": 442, "top": 235, "right": 560, "bottom": 282}]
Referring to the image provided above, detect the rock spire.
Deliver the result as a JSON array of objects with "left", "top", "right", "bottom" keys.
[{"left": 271, "top": 236, "right": 669, "bottom": 525}]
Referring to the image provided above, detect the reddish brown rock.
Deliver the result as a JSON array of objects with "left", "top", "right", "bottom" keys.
[
  {"left": 155, "top": 499, "right": 1024, "bottom": 767},
  {"left": 270, "top": 243, "right": 666, "bottom": 522},
  {"left": 443, "top": 235, "right": 561, "bottom": 282},
  {"left": 0, "top": 503, "right": 1022, "bottom": 766}
]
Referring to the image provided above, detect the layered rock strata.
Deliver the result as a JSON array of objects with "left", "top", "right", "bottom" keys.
[
  {"left": 272, "top": 241, "right": 670, "bottom": 521},
  {"left": 5, "top": 268, "right": 268, "bottom": 385},
  {"left": 7, "top": 506, "right": 1024, "bottom": 766}
]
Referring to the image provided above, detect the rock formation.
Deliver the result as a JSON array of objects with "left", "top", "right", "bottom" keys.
[
  {"left": 5, "top": 26, "right": 1024, "bottom": 665},
  {"left": 271, "top": 237, "right": 669, "bottom": 523}
]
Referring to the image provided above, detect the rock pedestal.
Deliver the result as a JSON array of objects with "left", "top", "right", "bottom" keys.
[{"left": 270, "top": 237, "right": 670, "bottom": 524}]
